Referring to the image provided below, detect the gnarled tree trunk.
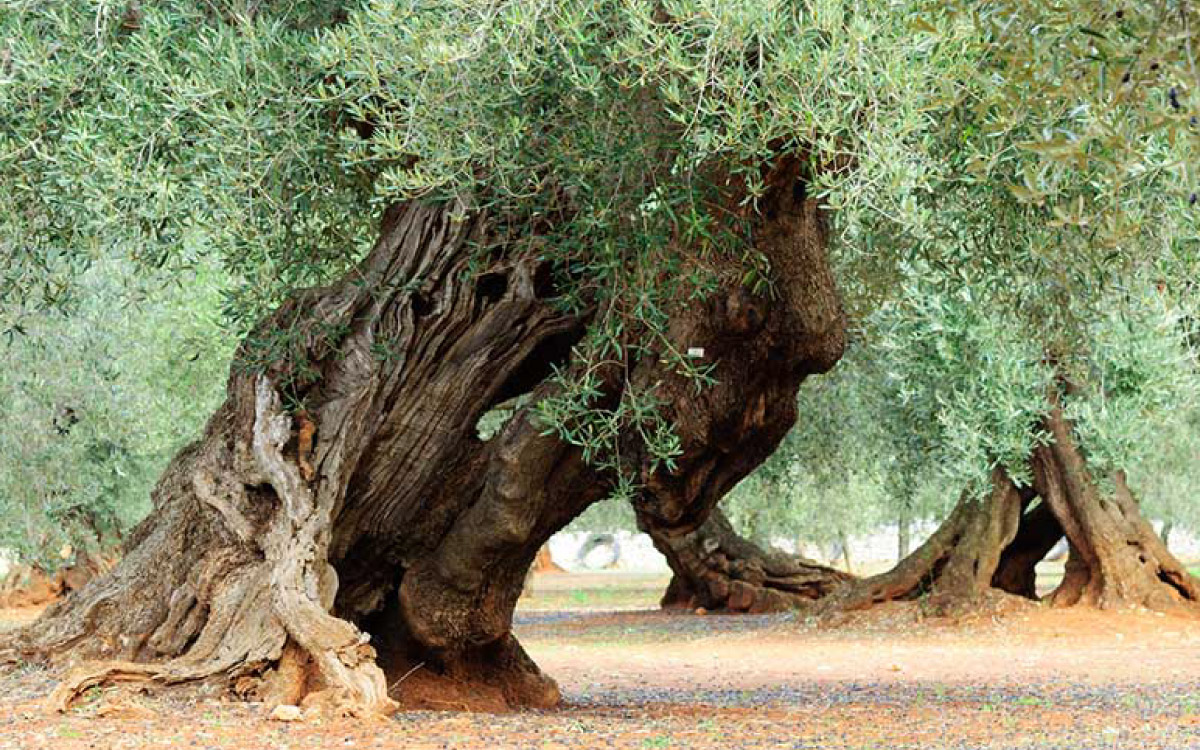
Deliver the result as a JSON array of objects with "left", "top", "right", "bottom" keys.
[
  {"left": 2, "top": 161, "right": 846, "bottom": 714},
  {"left": 628, "top": 162, "right": 847, "bottom": 614},
  {"left": 3, "top": 200, "right": 589, "bottom": 714},
  {"left": 650, "top": 508, "right": 851, "bottom": 613},
  {"left": 816, "top": 467, "right": 1034, "bottom": 617},
  {"left": 818, "top": 405, "right": 1200, "bottom": 618},
  {"left": 1031, "top": 406, "right": 1200, "bottom": 611}
]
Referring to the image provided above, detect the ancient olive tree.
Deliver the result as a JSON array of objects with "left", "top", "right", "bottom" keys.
[
  {"left": 804, "top": 0, "right": 1200, "bottom": 616},
  {"left": 0, "top": 0, "right": 955, "bottom": 712},
  {"left": 646, "top": 0, "right": 1200, "bottom": 616},
  {"left": 817, "top": 280, "right": 1200, "bottom": 616}
]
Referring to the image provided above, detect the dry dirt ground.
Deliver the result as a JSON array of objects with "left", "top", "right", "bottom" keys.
[{"left": 3, "top": 573, "right": 1200, "bottom": 749}]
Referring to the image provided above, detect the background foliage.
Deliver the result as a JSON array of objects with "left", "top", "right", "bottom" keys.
[
  {"left": 0, "top": 262, "right": 232, "bottom": 568},
  {"left": 2, "top": 0, "right": 1199, "bottom": 567}
]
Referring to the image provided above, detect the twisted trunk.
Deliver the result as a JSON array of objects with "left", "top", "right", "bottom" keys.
[
  {"left": 817, "top": 467, "right": 1032, "bottom": 617},
  {"left": 3, "top": 162, "right": 845, "bottom": 713},
  {"left": 1031, "top": 406, "right": 1200, "bottom": 611},
  {"left": 2, "top": 201, "right": 588, "bottom": 713},
  {"left": 819, "top": 406, "right": 1200, "bottom": 617},
  {"left": 650, "top": 508, "right": 851, "bottom": 613}
]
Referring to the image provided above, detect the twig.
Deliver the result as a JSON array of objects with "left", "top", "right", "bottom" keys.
[{"left": 388, "top": 662, "right": 425, "bottom": 693}]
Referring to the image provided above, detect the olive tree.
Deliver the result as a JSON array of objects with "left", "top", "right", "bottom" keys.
[{"left": 0, "top": 0, "right": 959, "bottom": 712}]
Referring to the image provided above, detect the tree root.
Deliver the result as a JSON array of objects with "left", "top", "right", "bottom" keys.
[{"left": 650, "top": 509, "right": 852, "bottom": 613}]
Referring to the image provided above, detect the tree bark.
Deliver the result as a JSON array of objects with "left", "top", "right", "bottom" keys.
[
  {"left": 817, "top": 467, "right": 1033, "bottom": 617},
  {"left": 2, "top": 159, "right": 846, "bottom": 712},
  {"left": 629, "top": 160, "right": 847, "bottom": 614},
  {"left": 897, "top": 506, "right": 912, "bottom": 561},
  {"left": 2, "top": 200, "right": 589, "bottom": 713},
  {"left": 651, "top": 508, "right": 851, "bottom": 613},
  {"left": 818, "top": 406, "right": 1200, "bottom": 618},
  {"left": 1031, "top": 406, "right": 1200, "bottom": 611}
]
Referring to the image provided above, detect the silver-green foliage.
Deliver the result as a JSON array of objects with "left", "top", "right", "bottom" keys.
[
  {"left": 0, "top": 0, "right": 976, "bottom": 497},
  {"left": 0, "top": 262, "right": 232, "bottom": 568},
  {"left": 0, "top": 0, "right": 373, "bottom": 332},
  {"left": 5, "top": 0, "right": 1200, "bottom": 547},
  {"left": 721, "top": 344, "right": 894, "bottom": 547}
]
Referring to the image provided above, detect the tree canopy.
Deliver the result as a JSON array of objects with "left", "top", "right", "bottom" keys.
[{"left": 2, "top": 0, "right": 1199, "bottom": 585}]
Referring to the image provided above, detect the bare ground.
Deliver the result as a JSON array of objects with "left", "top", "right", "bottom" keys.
[{"left": 3, "top": 573, "right": 1200, "bottom": 749}]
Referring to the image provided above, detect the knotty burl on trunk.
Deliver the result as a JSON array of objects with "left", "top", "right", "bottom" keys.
[{"left": 2, "top": 167, "right": 845, "bottom": 713}]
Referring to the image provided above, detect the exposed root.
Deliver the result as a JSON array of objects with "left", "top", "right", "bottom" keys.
[
  {"left": 817, "top": 468, "right": 1030, "bottom": 619},
  {"left": 651, "top": 509, "right": 852, "bottom": 613},
  {"left": 50, "top": 663, "right": 165, "bottom": 712}
]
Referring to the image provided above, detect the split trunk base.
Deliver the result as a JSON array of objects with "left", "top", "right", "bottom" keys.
[{"left": 818, "top": 407, "right": 1200, "bottom": 618}]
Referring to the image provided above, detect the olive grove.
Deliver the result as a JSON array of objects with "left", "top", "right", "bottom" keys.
[{"left": 1, "top": 0, "right": 1198, "bottom": 715}]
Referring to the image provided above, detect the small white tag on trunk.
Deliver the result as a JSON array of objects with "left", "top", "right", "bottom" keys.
[{"left": 687, "top": 347, "right": 705, "bottom": 358}]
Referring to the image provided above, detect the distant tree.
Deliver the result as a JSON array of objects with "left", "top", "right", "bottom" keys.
[
  {"left": 821, "top": 277, "right": 1200, "bottom": 615},
  {"left": 0, "top": 261, "right": 232, "bottom": 569}
]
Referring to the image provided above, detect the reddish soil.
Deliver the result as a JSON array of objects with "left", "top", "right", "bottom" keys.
[{"left": 3, "top": 597, "right": 1200, "bottom": 748}]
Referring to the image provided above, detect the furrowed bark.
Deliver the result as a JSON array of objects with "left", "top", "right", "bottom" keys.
[
  {"left": 1032, "top": 406, "right": 1200, "bottom": 611},
  {"left": 3, "top": 200, "right": 585, "bottom": 713},
  {"left": 3, "top": 158, "right": 848, "bottom": 712},
  {"left": 652, "top": 508, "right": 851, "bottom": 612}
]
